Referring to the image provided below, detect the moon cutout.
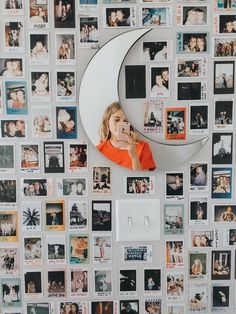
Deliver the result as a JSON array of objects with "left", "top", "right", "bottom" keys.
[{"left": 79, "top": 29, "right": 209, "bottom": 170}]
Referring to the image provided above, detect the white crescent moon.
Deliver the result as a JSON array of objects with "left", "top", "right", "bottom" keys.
[{"left": 79, "top": 29, "right": 208, "bottom": 170}]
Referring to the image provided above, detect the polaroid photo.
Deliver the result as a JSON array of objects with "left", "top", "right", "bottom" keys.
[
  {"left": 94, "top": 269, "right": 112, "bottom": 297},
  {"left": 141, "top": 6, "right": 172, "bottom": 27},
  {"left": 93, "top": 235, "right": 112, "bottom": 264},
  {"left": 4, "top": 80, "right": 27, "bottom": 115},
  {"left": 24, "top": 270, "right": 43, "bottom": 299},
  {"left": 177, "top": 57, "right": 208, "bottom": 78},
  {"left": 0, "top": 179, "right": 17, "bottom": 208},
  {"left": 0, "top": 277, "right": 21, "bottom": 308},
  {"left": 214, "top": 60, "right": 235, "bottom": 94},
  {"left": 176, "top": 5, "right": 209, "bottom": 26},
  {"left": 190, "top": 163, "right": 208, "bottom": 191},
  {"left": 92, "top": 301, "right": 117, "bottom": 314},
  {"left": 125, "top": 65, "right": 146, "bottom": 98},
  {"left": 119, "top": 268, "right": 137, "bottom": 297},
  {"left": 126, "top": 176, "right": 155, "bottom": 194},
  {"left": 78, "top": 0, "right": 98, "bottom": 11},
  {"left": 165, "top": 108, "right": 186, "bottom": 140},
  {"left": 68, "top": 143, "right": 88, "bottom": 172},
  {"left": 122, "top": 244, "right": 152, "bottom": 263},
  {"left": 188, "top": 283, "right": 208, "bottom": 313},
  {"left": 0, "top": 245, "right": 19, "bottom": 275},
  {"left": 25, "top": 302, "right": 54, "bottom": 314},
  {"left": 47, "top": 269, "right": 66, "bottom": 298},
  {"left": 3, "top": 0, "right": 24, "bottom": 15},
  {"left": 214, "top": 13, "right": 236, "bottom": 34},
  {"left": 46, "top": 234, "right": 66, "bottom": 265},
  {"left": 56, "top": 71, "right": 76, "bottom": 102},
  {"left": 0, "top": 118, "right": 26, "bottom": 138},
  {"left": 21, "top": 178, "right": 53, "bottom": 197},
  {"left": 176, "top": 32, "right": 209, "bottom": 54},
  {"left": 70, "top": 268, "right": 89, "bottom": 298},
  {"left": 103, "top": 0, "right": 136, "bottom": 3},
  {"left": 215, "top": 0, "right": 236, "bottom": 10},
  {"left": 20, "top": 143, "right": 40, "bottom": 174},
  {"left": 164, "top": 204, "right": 184, "bottom": 235},
  {"left": 167, "top": 305, "right": 185, "bottom": 314},
  {"left": 0, "top": 82, "right": 3, "bottom": 115},
  {"left": 211, "top": 250, "right": 231, "bottom": 280},
  {"left": 120, "top": 300, "right": 138, "bottom": 314},
  {"left": 104, "top": 6, "right": 136, "bottom": 28},
  {"left": 29, "top": 32, "right": 50, "bottom": 65},
  {"left": 23, "top": 236, "right": 42, "bottom": 266},
  {"left": 165, "top": 240, "right": 184, "bottom": 268},
  {"left": 0, "top": 57, "right": 24, "bottom": 78},
  {"left": 214, "top": 37, "right": 236, "bottom": 58},
  {"left": 54, "top": 0, "right": 75, "bottom": 28},
  {"left": 79, "top": 16, "right": 99, "bottom": 49},
  {"left": 165, "top": 172, "right": 184, "bottom": 200},
  {"left": 55, "top": 32, "right": 76, "bottom": 65},
  {"left": 68, "top": 201, "right": 88, "bottom": 231},
  {"left": 92, "top": 200, "right": 112, "bottom": 231},
  {"left": 189, "top": 251, "right": 207, "bottom": 280},
  {"left": 177, "top": 81, "right": 207, "bottom": 101},
  {"left": 150, "top": 66, "right": 170, "bottom": 98},
  {"left": 57, "top": 177, "right": 87, "bottom": 196},
  {"left": 56, "top": 106, "right": 77, "bottom": 139},
  {"left": 212, "top": 284, "right": 230, "bottom": 312},
  {"left": 45, "top": 200, "right": 65, "bottom": 232},
  {"left": 30, "top": 71, "right": 50, "bottom": 102},
  {"left": 189, "top": 197, "right": 208, "bottom": 225},
  {"left": 211, "top": 167, "right": 232, "bottom": 199},
  {"left": 143, "top": 268, "right": 161, "bottom": 295},
  {"left": 43, "top": 141, "right": 65, "bottom": 173},
  {"left": 190, "top": 229, "right": 219, "bottom": 248},
  {"left": 223, "top": 228, "right": 236, "bottom": 245},
  {"left": 141, "top": 40, "right": 172, "bottom": 62},
  {"left": 92, "top": 166, "right": 111, "bottom": 195},
  {"left": 4, "top": 20, "right": 24, "bottom": 52},
  {"left": 21, "top": 201, "right": 42, "bottom": 232},
  {"left": 189, "top": 104, "right": 209, "bottom": 135},
  {"left": 29, "top": 0, "right": 48, "bottom": 30},
  {"left": 214, "top": 99, "right": 233, "bottom": 130},
  {"left": 144, "top": 298, "right": 162, "bottom": 314},
  {"left": 166, "top": 272, "right": 184, "bottom": 301},
  {"left": 58, "top": 302, "right": 88, "bottom": 314},
  {"left": 143, "top": 99, "right": 164, "bottom": 133},
  {"left": 0, "top": 144, "right": 15, "bottom": 174},
  {"left": 214, "top": 204, "right": 236, "bottom": 222},
  {"left": 31, "top": 107, "right": 52, "bottom": 138},
  {"left": 69, "top": 234, "right": 89, "bottom": 265},
  {"left": 212, "top": 132, "right": 233, "bottom": 164}
]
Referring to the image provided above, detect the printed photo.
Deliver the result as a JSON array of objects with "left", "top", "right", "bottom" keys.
[
  {"left": 4, "top": 21, "right": 24, "bottom": 52},
  {"left": 190, "top": 230, "right": 219, "bottom": 248},
  {"left": 30, "top": 33, "right": 49, "bottom": 65},
  {"left": 164, "top": 204, "right": 184, "bottom": 235},
  {"left": 228, "top": 228, "right": 236, "bottom": 245},
  {"left": 218, "top": 14, "right": 236, "bottom": 33},
  {"left": 69, "top": 234, "right": 89, "bottom": 264},
  {"left": 70, "top": 269, "right": 88, "bottom": 297},
  {"left": 79, "top": 16, "right": 99, "bottom": 48},
  {"left": 120, "top": 300, "right": 138, "bottom": 314},
  {"left": 178, "top": 82, "right": 206, "bottom": 101},
  {"left": 69, "top": 143, "right": 87, "bottom": 172},
  {"left": 177, "top": 57, "right": 207, "bottom": 78},
  {"left": 176, "top": 32, "right": 209, "bottom": 53},
  {"left": 0, "top": 58, "right": 23, "bottom": 78},
  {"left": 93, "top": 235, "right": 112, "bottom": 263},
  {"left": 47, "top": 270, "right": 66, "bottom": 298},
  {"left": 0, "top": 144, "right": 15, "bottom": 174},
  {"left": 68, "top": 201, "right": 88, "bottom": 231},
  {"left": 143, "top": 99, "right": 163, "bottom": 133},
  {"left": 214, "top": 99, "right": 233, "bottom": 130},
  {"left": 24, "top": 270, "right": 42, "bottom": 298},
  {"left": 177, "top": 5, "right": 208, "bottom": 26},
  {"left": 211, "top": 167, "right": 232, "bottom": 199},
  {"left": 92, "top": 166, "right": 111, "bottom": 195},
  {"left": 119, "top": 269, "right": 137, "bottom": 296},
  {"left": 189, "top": 104, "right": 208, "bottom": 134},
  {"left": 0, "top": 116, "right": 26, "bottom": 136},
  {"left": 56, "top": 33, "right": 75, "bottom": 64},
  {"left": 56, "top": 107, "right": 77, "bottom": 139},
  {"left": 0, "top": 180, "right": 17, "bottom": 205},
  {"left": 22, "top": 178, "right": 52, "bottom": 197},
  {"left": 214, "top": 38, "right": 236, "bottom": 57},
  {"left": 212, "top": 284, "right": 230, "bottom": 310},
  {"left": 167, "top": 305, "right": 184, "bottom": 314},
  {"left": 104, "top": 7, "right": 135, "bottom": 27},
  {"left": 141, "top": 7, "right": 171, "bottom": 27},
  {"left": 57, "top": 178, "right": 87, "bottom": 196},
  {"left": 144, "top": 269, "right": 161, "bottom": 294},
  {"left": 189, "top": 252, "right": 207, "bottom": 280},
  {"left": 5, "top": 81, "right": 27, "bottom": 115},
  {"left": 188, "top": 283, "right": 208, "bottom": 312},
  {"left": 165, "top": 241, "right": 184, "bottom": 268},
  {"left": 31, "top": 71, "right": 50, "bottom": 101},
  {"left": 214, "top": 61, "right": 235, "bottom": 94},
  {"left": 212, "top": 132, "right": 233, "bottom": 164},
  {"left": 211, "top": 250, "right": 231, "bottom": 280},
  {"left": 190, "top": 163, "right": 207, "bottom": 190},
  {"left": 0, "top": 247, "right": 18, "bottom": 275},
  {"left": 123, "top": 245, "right": 152, "bottom": 263},
  {"left": 4, "top": 0, "right": 23, "bottom": 15},
  {"left": 142, "top": 40, "right": 172, "bottom": 61},
  {"left": 150, "top": 65, "right": 170, "bottom": 98},
  {"left": 29, "top": 0, "right": 48, "bottom": 28},
  {"left": 56, "top": 71, "right": 76, "bottom": 102},
  {"left": 165, "top": 108, "right": 186, "bottom": 140},
  {"left": 23, "top": 236, "right": 42, "bottom": 266},
  {"left": 166, "top": 273, "right": 184, "bottom": 301},
  {"left": 54, "top": 0, "right": 75, "bottom": 28},
  {"left": 32, "top": 107, "right": 52, "bottom": 138},
  {"left": 215, "top": 0, "right": 236, "bottom": 9},
  {"left": 94, "top": 269, "right": 112, "bottom": 297},
  {"left": 214, "top": 205, "right": 236, "bottom": 222},
  {"left": 21, "top": 201, "right": 41, "bottom": 232},
  {"left": 91, "top": 301, "right": 114, "bottom": 314},
  {"left": 92, "top": 200, "right": 112, "bottom": 231},
  {"left": 20, "top": 144, "right": 40, "bottom": 173},
  {"left": 165, "top": 172, "right": 184, "bottom": 200},
  {"left": 125, "top": 65, "right": 146, "bottom": 98},
  {"left": 46, "top": 235, "right": 66, "bottom": 265},
  {"left": 26, "top": 302, "right": 52, "bottom": 314},
  {"left": 45, "top": 200, "right": 65, "bottom": 231},
  {"left": 44, "top": 141, "right": 65, "bottom": 173},
  {"left": 144, "top": 298, "right": 162, "bottom": 314},
  {"left": 189, "top": 197, "right": 208, "bottom": 225},
  {"left": 0, "top": 277, "right": 21, "bottom": 308},
  {"left": 126, "top": 176, "right": 154, "bottom": 194}
]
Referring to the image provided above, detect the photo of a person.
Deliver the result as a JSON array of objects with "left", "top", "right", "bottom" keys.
[
  {"left": 183, "top": 7, "right": 207, "bottom": 26},
  {"left": 106, "top": 8, "right": 131, "bottom": 27},
  {"left": 96, "top": 102, "right": 156, "bottom": 171}
]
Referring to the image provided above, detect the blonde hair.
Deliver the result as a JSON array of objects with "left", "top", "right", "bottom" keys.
[{"left": 98, "top": 102, "right": 139, "bottom": 143}]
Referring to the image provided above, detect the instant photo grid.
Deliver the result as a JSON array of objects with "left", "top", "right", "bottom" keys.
[{"left": 1, "top": 0, "right": 236, "bottom": 313}]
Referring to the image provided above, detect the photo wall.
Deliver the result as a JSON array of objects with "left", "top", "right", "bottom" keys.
[{"left": 0, "top": 0, "right": 236, "bottom": 314}]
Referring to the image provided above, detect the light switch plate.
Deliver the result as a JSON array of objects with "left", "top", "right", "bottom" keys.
[{"left": 116, "top": 199, "right": 161, "bottom": 242}]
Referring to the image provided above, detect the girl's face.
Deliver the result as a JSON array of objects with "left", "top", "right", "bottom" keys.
[
  {"left": 108, "top": 109, "right": 127, "bottom": 139},
  {"left": 194, "top": 235, "right": 201, "bottom": 246}
]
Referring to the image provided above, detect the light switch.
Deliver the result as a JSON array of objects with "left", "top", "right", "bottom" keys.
[{"left": 116, "top": 199, "right": 161, "bottom": 242}]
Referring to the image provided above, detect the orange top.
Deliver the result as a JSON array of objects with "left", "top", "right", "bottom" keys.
[{"left": 96, "top": 140, "right": 156, "bottom": 170}]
